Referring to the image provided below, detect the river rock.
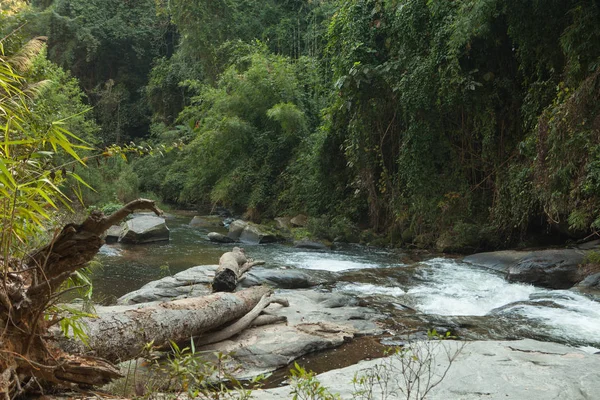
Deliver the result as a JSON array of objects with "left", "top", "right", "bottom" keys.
[
  {"left": 239, "top": 223, "right": 283, "bottom": 244},
  {"left": 251, "top": 339, "right": 600, "bottom": 400},
  {"left": 198, "top": 289, "right": 384, "bottom": 379},
  {"left": 190, "top": 215, "right": 223, "bottom": 228},
  {"left": 227, "top": 219, "right": 248, "bottom": 240},
  {"left": 290, "top": 214, "right": 309, "bottom": 227},
  {"left": 207, "top": 232, "right": 235, "bottom": 243},
  {"left": 465, "top": 249, "right": 586, "bottom": 289},
  {"left": 119, "top": 216, "right": 170, "bottom": 244},
  {"left": 463, "top": 250, "right": 524, "bottom": 273},
  {"left": 293, "top": 239, "right": 330, "bottom": 250},
  {"left": 117, "top": 265, "right": 334, "bottom": 304},
  {"left": 506, "top": 249, "right": 585, "bottom": 289},
  {"left": 104, "top": 224, "right": 123, "bottom": 243}
]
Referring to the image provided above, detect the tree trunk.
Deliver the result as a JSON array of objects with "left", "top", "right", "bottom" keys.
[
  {"left": 212, "top": 247, "right": 264, "bottom": 292},
  {"left": 0, "top": 199, "right": 164, "bottom": 396},
  {"left": 56, "top": 286, "right": 272, "bottom": 363}
]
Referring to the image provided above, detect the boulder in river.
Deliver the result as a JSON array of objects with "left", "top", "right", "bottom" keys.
[
  {"left": 104, "top": 225, "right": 123, "bottom": 243},
  {"left": 464, "top": 249, "right": 586, "bottom": 289},
  {"left": 190, "top": 215, "right": 223, "bottom": 228},
  {"left": 119, "top": 215, "right": 170, "bottom": 244},
  {"left": 239, "top": 223, "right": 284, "bottom": 244},
  {"left": 227, "top": 219, "right": 248, "bottom": 240},
  {"left": 208, "top": 232, "right": 235, "bottom": 243}
]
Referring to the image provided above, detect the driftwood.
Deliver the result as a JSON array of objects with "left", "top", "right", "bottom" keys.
[
  {"left": 56, "top": 286, "right": 273, "bottom": 363},
  {"left": 212, "top": 247, "right": 265, "bottom": 292}
]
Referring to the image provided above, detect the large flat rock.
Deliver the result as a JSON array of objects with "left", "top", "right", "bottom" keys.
[
  {"left": 464, "top": 249, "right": 587, "bottom": 289},
  {"left": 117, "top": 265, "right": 336, "bottom": 304},
  {"left": 252, "top": 339, "right": 600, "bottom": 399},
  {"left": 119, "top": 215, "right": 170, "bottom": 244},
  {"left": 198, "top": 289, "right": 384, "bottom": 378}
]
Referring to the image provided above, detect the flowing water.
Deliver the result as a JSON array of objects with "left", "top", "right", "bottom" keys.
[{"left": 94, "top": 213, "right": 600, "bottom": 350}]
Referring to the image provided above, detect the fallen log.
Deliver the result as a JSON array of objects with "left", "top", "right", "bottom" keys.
[
  {"left": 195, "top": 295, "right": 289, "bottom": 346},
  {"left": 56, "top": 286, "right": 272, "bottom": 363},
  {"left": 212, "top": 247, "right": 265, "bottom": 292}
]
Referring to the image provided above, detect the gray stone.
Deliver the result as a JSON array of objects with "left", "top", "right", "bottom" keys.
[
  {"left": 104, "top": 225, "right": 123, "bottom": 244},
  {"left": 198, "top": 289, "right": 384, "bottom": 379},
  {"left": 190, "top": 215, "right": 223, "bottom": 228},
  {"left": 293, "top": 239, "right": 330, "bottom": 250},
  {"left": 463, "top": 250, "right": 524, "bottom": 273},
  {"left": 227, "top": 219, "right": 248, "bottom": 240},
  {"left": 507, "top": 249, "right": 585, "bottom": 289},
  {"left": 119, "top": 216, "right": 170, "bottom": 244},
  {"left": 207, "top": 232, "right": 235, "bottom": 243},
  {"left": 290, "top": 214, "right": 309, "bottom": 227},
  {"left": 239, "top": 223, "right": 283, "bottom": 244},
  {"left": 576, "top": 272, "right": 600, "bottom": 289},
  {"left": 117, "top": 265, "right": 335, "bottom": 304},
  {"left": 464, "top": 249, "right": 586, "bottom": 289},
  {"left": 117, "top": 265, "right": 216, "bottom": 304},
  {"left": 251, "top": 339, "right": 600, "bottom": 400}
]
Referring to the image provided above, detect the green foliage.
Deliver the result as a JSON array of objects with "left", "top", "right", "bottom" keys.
[
  {"left": 288, "top": 362, "right": 341, "bottom": 400},
  {"left": 352, "top": 330, "right": 464, "bottom": 400},
  {"left": 135, "top": 340, "right": 258, "bottom": 399},
  {"left": 140, "top": 47, "right": 321, "bottom": 215}
]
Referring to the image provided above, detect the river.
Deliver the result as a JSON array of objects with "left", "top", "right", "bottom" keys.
[{"left": 94, "top": 213, "right": 600, "bottom": 351}]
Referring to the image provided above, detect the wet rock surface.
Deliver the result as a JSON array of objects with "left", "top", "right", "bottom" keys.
[
  {"left": 252, "top": 339, "right": 600, "bottom": 400},
  {"left": 464, "top": 249, "right": 587, "bottom": 289}
]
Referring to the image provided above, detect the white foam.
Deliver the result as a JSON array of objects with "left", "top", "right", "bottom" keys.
[
  {"left": 407, "top": 258, "right": 538, "bottom": 316},
  {"left": 500, "top": 291, "right": 600, "bottom": 344},
  {"left": 272, "top": 251, "right": 380, "bottom": 272},
  {"left": 337, "top": 283, "right": 406, "bottom": 297}
]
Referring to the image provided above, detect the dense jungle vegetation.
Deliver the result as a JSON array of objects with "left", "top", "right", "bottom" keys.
[{"left": 2, "top": 0, "right": 600, "bottom": 251}]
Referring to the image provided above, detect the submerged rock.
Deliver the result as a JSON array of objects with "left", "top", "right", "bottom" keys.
[
  {"left": 251, "top": 339, "right": 600, "bottom": 400},
  {"left": 119, "top": 216, "right": 170, "bottom": 244}
]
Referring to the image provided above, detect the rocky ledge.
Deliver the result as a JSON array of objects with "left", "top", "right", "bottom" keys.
[
  {"left": 252, "top": 339, "right": 600, "bottom": 399},
  {"left": 463, "top": 248, "right": 593, "bottom": 289}
]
